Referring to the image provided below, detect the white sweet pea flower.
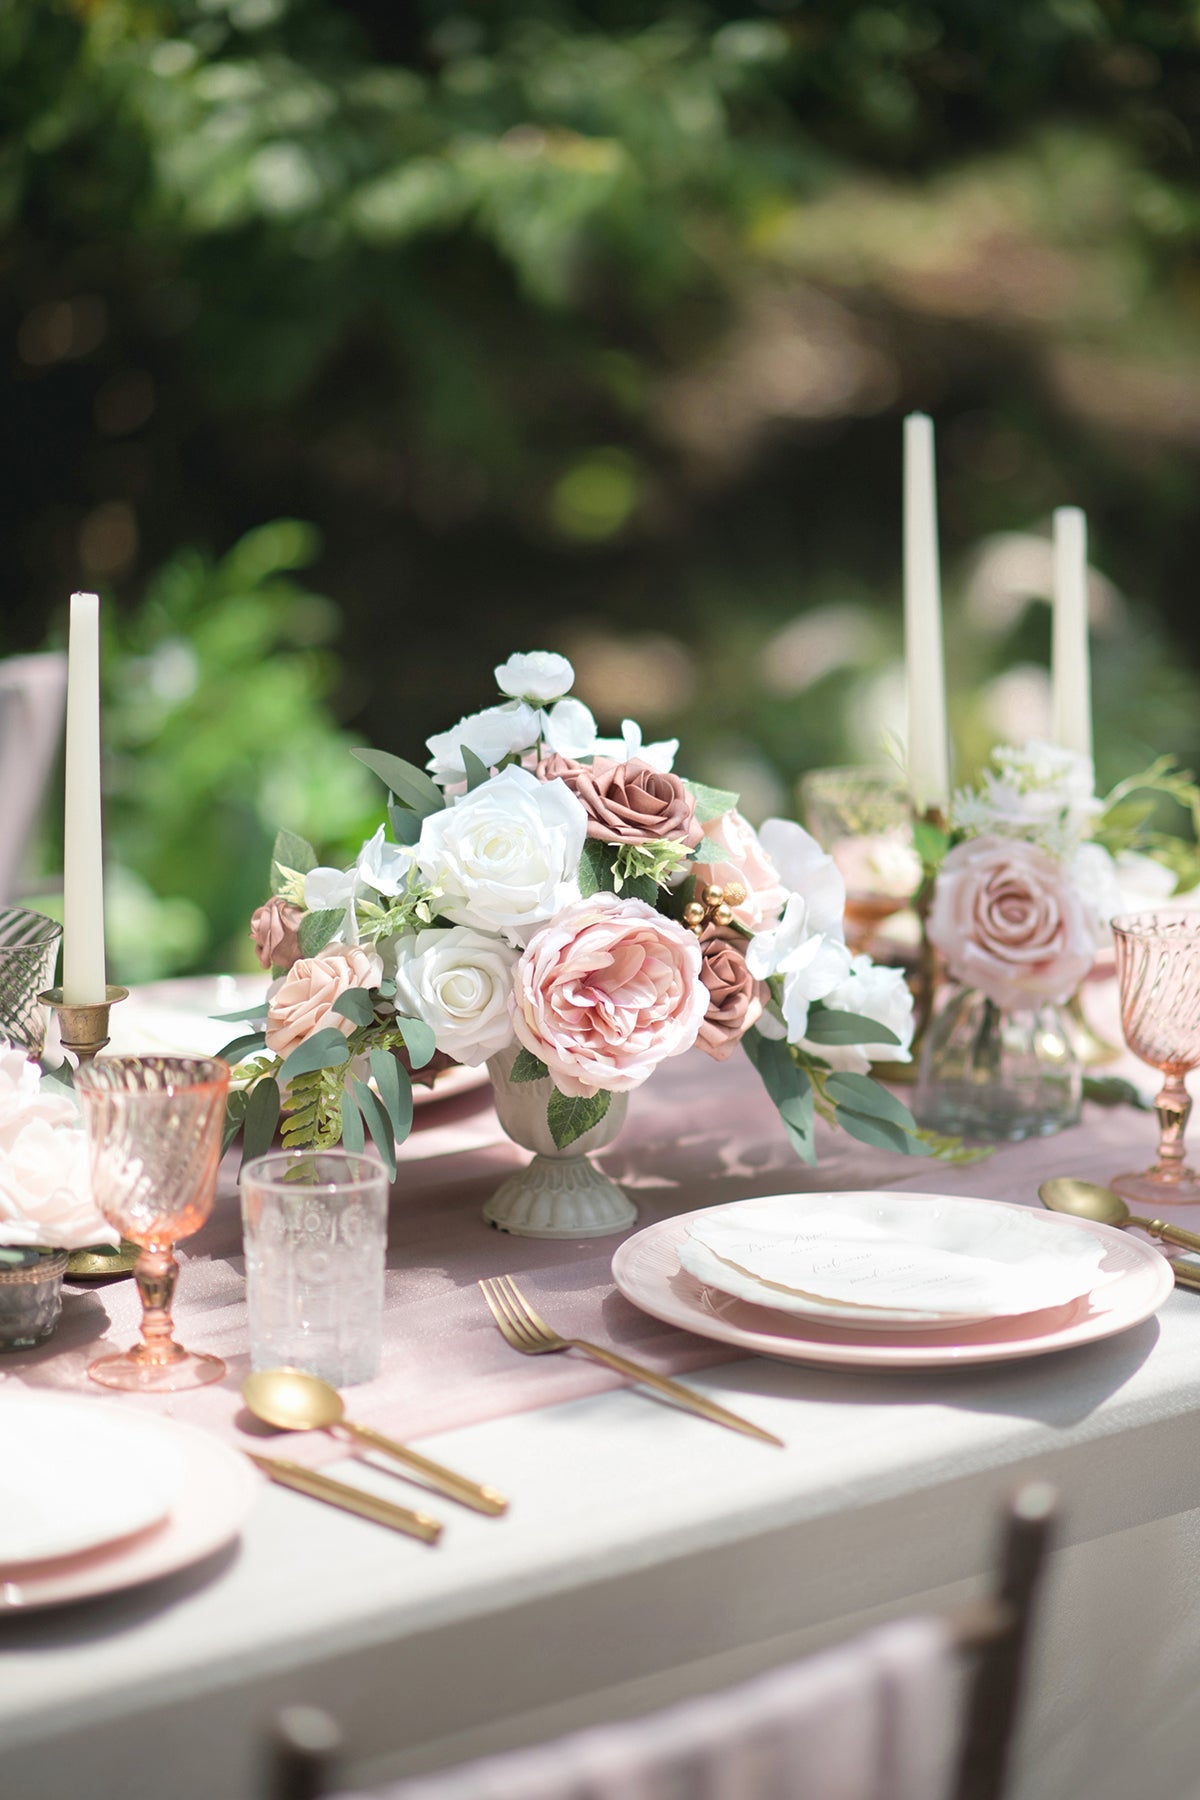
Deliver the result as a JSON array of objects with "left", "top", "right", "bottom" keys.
[
  {"left": 538, "top": 697, "right": 597, "bottom": 759},
  {"left": 356, "top": 824, "right": 415, "bottom": 897},
  {"left": 425, "top": 700, "right": 541, "bottom": 787},
  {"left": 494, "top": 651, "right": 575, "bottom": 704},
  {"left": 303, "top": 863, "right": 360, "bottom": 943},
  {"left": 591, "top": 718, "right": 678, "bottom": 773},
  {"left": 797, "top": 955, "right": 915, "bottom": 1074},
  {"left": 391, "top": 927, "right": 518, "bottom": 1065},
  {"left": 416, "top": 764, "right": 588, "bottom": 946},
  {"left": 757, "top": 819, "right": 847, "bottom": 942},
  {"left": 745, "top": 894, "right": 852, "bottom": 1043}
]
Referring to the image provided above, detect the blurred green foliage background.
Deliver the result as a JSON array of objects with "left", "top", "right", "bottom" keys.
[{"left": 4, "top": 0, "right": 1200, "bottom": 973}]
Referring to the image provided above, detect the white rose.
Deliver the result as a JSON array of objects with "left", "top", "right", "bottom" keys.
[
  {"left": 494, "top": 651, "right": 575, "bottom": 704},
  {"left": 538, "top": 697, "right": 596, "bottom": 759},
  {"left": 591, "top": 717, "right": 678, "bottom": 773},
  {"left": 797, "top": 955, "right": 915, "bottom": 1074},
  {"left": 0, "top": 1044, "right": 77, "bottom": 1146},
  {"left": 425, "top": 701, "right": 541, "bottom": 787},
  {"left": 757, "top": 819, "right": 847, "bottom": 941},
  {"left": 745, "top": 893, "right": 852, "bottom": 1042},
  {"left": 0, "top": 1118, "right": 116, "bottom": 1251},
  {"left": 416, "top": 764, "right": 587, "bottom": 946},
  {"left": 391, "top": 927, "right": 518, "bottom": 1065}
]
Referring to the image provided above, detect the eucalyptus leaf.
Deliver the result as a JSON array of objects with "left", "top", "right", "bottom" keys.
[
  {"left": 241, "top": 1077, "right": 281, "bottom": 1162},
  {"left": 339, "top": 1084, "right": 365, "bottom": 1153},
  {"left": 371, "top": 1046, "right": 413, "bottom": 1144},
  {"left": 272, "top": 828, "right": 316, "bottom": 877},
  {"left": 211, "top": 1001, "right": 270, "bottom": 1024},
  {"left": 461, "top": 745, "right": 490, "bottom": 791},
  {"left": 216, "top": 1031, "right": 267, "bottom": 1065},
  {"left": 683, "top": 779, "right": 739, "bottom": 823},
  {"left": 803, "top": 1005, "right": 901, "bottom": 1047},
  {"left": 331, "top": 987, "right": 376, "bottom": 1027},
  {"left": 912, "top": 819, "right": 949, "bottom": 868},
  {"left": 352, "top": 748, "right": 444, "bottom": 819},
  {"left": 547, "top": 1086, "right": 611, "bottom": 1150},
  {"left": 350, "top": 1076, "right": 398, "bottom": 1178},
  {"left": 221, "top": 1086, "right": 248, "bottom": 1155},
  {"left": 278, "top": 1027, "right": 352, "bottom": 1084},
  {"left": 395, "top": 1015, "right": 437, "bottom": 1070},
  {"left": 297, "top": 907, "right": 344, "bottom": 959},
  {"left": 824, "top": 1072, "right": 918, "bottom": 1133},
  {"left": 834, "top": 1107, "right": 929, "bottom": 1156},
  {"left": 1083, "top": 1075, "right": 1151, "bottom": 1111},
  {"left": 509, "top": 1047, "right": 549, "bottom": 1083},
  {"left": 388, "top": 801, "right": 423, "bottom": 846}
]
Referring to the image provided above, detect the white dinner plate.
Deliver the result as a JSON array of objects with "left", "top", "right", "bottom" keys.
[
  {"left": 0, "top": 1400, "right": 258, "bottom": 1611},
  {"left": 678, "top": 1191, "right": 1111, "bottom": 1329},
  {"left": 612, "top": 1195, "right": 1174, "bottom": 1371},
  {"left": 0, "top": 1394, "right": 184, "bottom": 1564}
]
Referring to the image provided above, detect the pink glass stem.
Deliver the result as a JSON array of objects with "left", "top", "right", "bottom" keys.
[
  {"left": 132, "top": 1247, "right": 186, "bottom": 1367},
  {"left": 1152, "top": 1073, "right": 1192, "bottom": 1182}
]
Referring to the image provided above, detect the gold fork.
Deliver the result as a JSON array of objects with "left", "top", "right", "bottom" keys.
[{"left": 479, "top": 1275, "right": 782, "bottom": 1447}]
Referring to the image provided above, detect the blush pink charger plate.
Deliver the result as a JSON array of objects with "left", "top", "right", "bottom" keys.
[
  {"left": 611, "top": 1193, "right": 1175, "bottom": 1370},
  {"left": 0, "top": 1397, "right": 257, "bottom": 1612}
]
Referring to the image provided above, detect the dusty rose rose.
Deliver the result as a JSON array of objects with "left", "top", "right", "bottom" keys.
[
  {"left": 536, "top": 754, "right": 702, "bottom": 849},
  {"left": 265, "top": 945, "right": 384, "bottom": 1059},
  {"left": 696, "top": 927, "right": 768, "bottom": 1061},
  {"left": 511, "top": 893, "right": 708, "bottom": 1097},
  {"left": 927, "top": 833, "right": 1100, "bottom": 1012},
  {"left": 696, "top": 809, "right": 788, "bottom": 931},
  {"left": 250, "top": 896, "right": 305, "bottom": 971}
]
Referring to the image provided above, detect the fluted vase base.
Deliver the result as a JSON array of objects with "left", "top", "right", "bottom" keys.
[{"left": 483, "top": 1155, "right": 637, "bottom": 1239}]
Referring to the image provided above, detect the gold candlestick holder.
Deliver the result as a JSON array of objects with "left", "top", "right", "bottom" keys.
[{"left": 39, "top": 985, "right": 129, "bottom": 1063}]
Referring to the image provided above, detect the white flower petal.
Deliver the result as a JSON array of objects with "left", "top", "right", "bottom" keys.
[
  {"left": 494, "top": 651, "right": 575, "bottom": 704},
  {"left": 540, "top": 697, "right": 597, "bottom": 759}
]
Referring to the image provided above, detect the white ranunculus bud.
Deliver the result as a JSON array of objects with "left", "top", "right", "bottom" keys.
[{"left": 494, "top": 651, "right": 575, "bottom": 704}]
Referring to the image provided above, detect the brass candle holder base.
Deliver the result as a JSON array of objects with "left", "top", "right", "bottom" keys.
[{"left": 39, "top": 985, "right": 129, "bottom": 1063}]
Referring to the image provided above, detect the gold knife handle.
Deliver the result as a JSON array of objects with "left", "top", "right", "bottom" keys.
[
  {"left": 340, "top": 1422, "right": 508, "bottom": 1517},
  {"left": 1146, "top": 1218, "right": 1200, "bottom": 1253},
  {"left": 569, "top": 1340, "right": 783, "bottom": 1447},
  {"left": 1169, "top": 1258, "right": 1200, "bottom": 1291},
  {"left": 248, "top": 1455, "right": 443, "bottom": 1544}
]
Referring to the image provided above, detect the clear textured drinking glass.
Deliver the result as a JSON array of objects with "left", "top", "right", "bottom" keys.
[
  {"left": 0, "top": 907, "right": 62, "bottom": 1055},
  {"left": 1112, "top": 912, "right": 1200, "bottom": 1206},
  {"left": 240, "top": 1150, "right": 389, "bottom": 1388},
  {"left": 75, "top": 1056, "right": 230, "bottom": 1390},
  {"left": 800, "top": 768, "right": 921, "bottom": 952}
]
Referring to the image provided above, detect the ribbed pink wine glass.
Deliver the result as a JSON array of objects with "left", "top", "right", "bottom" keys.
[
  {"left": 1112, "top": 912, "right": 1200, "bottom": 1206},
  {"left": 75, "top": 1056, "right": 230, "bottom": 1390}
]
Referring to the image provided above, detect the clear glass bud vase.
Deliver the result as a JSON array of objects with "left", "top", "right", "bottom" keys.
[{"left": 915, "top": 986, "right": 1082, "bottom": 1143}]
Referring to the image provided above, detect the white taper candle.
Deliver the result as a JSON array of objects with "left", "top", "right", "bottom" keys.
[
  {"left": 62, "top": 591, "right": 107, "bottom": 1005},
  {"left": 903, "top": 413, "right": 951, "bottom": 814},
  {"left": 1051, "top": 506, "right": 1092, "bottom": 760}
]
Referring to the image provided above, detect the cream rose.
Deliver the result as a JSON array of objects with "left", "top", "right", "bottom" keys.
[
  {"left": 511, "top": 893, "right": 708, "bottom": 1097},
  {"left": 927, "top": 833, "right": 1101, "bottom": 1011},
  {"left": 416, "top": 764, "right": 587, "bottom": 946},
  {"left": 390, "top": 927, "right": 518, "bottom": 1066},
  {"left": 265, "top": 945, "right": 384, "bottom": 1059}
]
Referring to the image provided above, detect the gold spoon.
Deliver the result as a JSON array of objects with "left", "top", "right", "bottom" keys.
[
  {"left": 241, "top": 1368, "right": 507, "bottom": 1517},
  {"left": 1038, "top": 1177, "right": 1200, "bottom": 1254}
]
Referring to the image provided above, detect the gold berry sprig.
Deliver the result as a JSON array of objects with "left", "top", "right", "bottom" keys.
[{"left": 682, "top": 880, "right": 748, "bottom": 933}]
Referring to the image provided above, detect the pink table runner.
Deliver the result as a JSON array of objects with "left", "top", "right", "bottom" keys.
[{"left": 0, "top": 1048, "right": 1170, "bottom": 1468}]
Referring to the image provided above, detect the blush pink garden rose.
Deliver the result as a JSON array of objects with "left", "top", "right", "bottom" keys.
[
  {"left": 511, "top": 893, "right": 708, "bottom": 1097},
  {"left": 927, "top": 833, "right": 1101, "bottom": 1013},
  {"left": 265, "top": 945, "right": 384, "bottom": 1059},
  {"left": 696, "top": 809, "right": 788, "bottom": 931},
  {"left": 536, "top": 755, "right": 702, "bottom": 849}
]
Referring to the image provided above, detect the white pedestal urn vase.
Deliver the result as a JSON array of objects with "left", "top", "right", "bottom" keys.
[{"left": 483, "top": 1045, "right": 634, "bottom": 1239}]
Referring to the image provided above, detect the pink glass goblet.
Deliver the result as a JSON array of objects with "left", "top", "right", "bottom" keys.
[
  {"left": 75, "top": 1056, "right": 230, "bottom": 1391},
  {"left": 1111, "top": 912, "right": 1200, "bottom": 1206}
]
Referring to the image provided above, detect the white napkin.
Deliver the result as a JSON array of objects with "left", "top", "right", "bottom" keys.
[{"left": 682, "top": 1192, "right": 1111, "bottom": 1321}]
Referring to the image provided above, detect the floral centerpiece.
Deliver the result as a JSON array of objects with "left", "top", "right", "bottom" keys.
[
  {"left": 0, "top": 1043, "right": 115, "bottom": 1346},
  {"left": 223, "top": 652, "right": 942, "bottom": 1233},
  {"left": 914, "top": 740, "right": 1123, "bottom": 1140}
]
